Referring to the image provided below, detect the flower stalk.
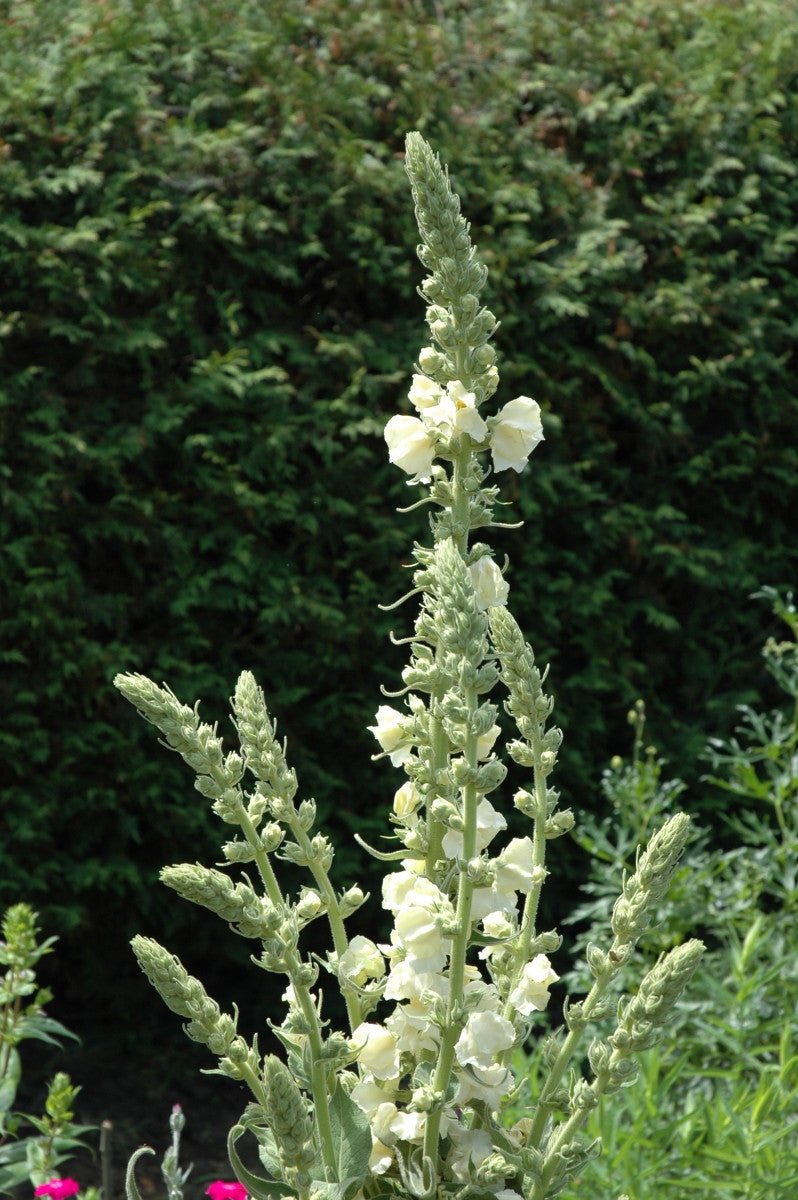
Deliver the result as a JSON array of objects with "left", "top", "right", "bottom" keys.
[{"left": 116, "top": 131, "right": 703, "bottom": 1200}]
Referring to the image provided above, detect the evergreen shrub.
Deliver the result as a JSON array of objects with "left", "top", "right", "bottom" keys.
[{"left": 1, "top": 0, "right": 796, "bottom": 1018}]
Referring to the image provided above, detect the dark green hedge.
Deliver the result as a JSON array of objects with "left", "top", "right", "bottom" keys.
[{"left": 1, "top": 0, "right": 796, "bottom": 1008}]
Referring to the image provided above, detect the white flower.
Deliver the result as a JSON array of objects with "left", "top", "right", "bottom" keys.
[
  {"left": 490, "top": 396, "right": 544, "bottom": 472},
  {"left": 384, "top": 414, "right": 436, "bottom": 482},
  {"left": 351, "top": 1078, "right": 395, "bottom": 1117},
  {"left": 446, "top": 380, "right": 489, "bottom": 441},
  {"left": 448, "top": 1128, "right": 494, "bottom": 1183},
  {"left": 382, "top": 869, "right": 426, "bottom": 913},
  {"left": 442, "top": 798, "right": 507, "bottom": 859},
  {"left": 477, "top": 723, "right": 501, "bottom": 760},
  {"left": 455, "top": 1061, "right": 513, "bottom": 1109},
  {"left": 295, "top": 889, "right": 322, "bottom": 922},
  {"left": 469, "top": 883, "right": 518, "bottom": 922},
  {"left": 393, "top": 781, "right": 421, "bottom": 817},
  {"left": 478, "top": 911, "right": 515, "bottom": 959},
  {"left": 386, "top": 995, "right": 441, "bottom": 1054},
  {"left": 508, "top": 954, "right": 559, "bottom": 1015},
  {"left": 495, "top": 837, "right": 536, "bottom": 893},
  {"left": 339, "top": 935, "right": 386, "bottom": 986},
  {"left": 353, "top": 1022, "right": 400, "bottom": 1080},
  {"left": 469, "top": 557, "right": 509, "bottom": 610},
  {"left": 408, "top": 373, "right": 443, "bottom": 412},
  {"left": 418, "top": 380, "right": 488, "bottom": 444},
  {"left": 395, "top": 903, "right": 449, "bottom": 971},
  {"left": 368, "top": 705, "right": 414, "bottom": 766},
  {"left": 455, "top": 1010, "right": 515, "bottom": 1071},
  {"left": 390, "top": 1109, "right": 427, "bottom": 1143},
  {"left": 390, "top": 876, "right": 454, "bottom": 970}
]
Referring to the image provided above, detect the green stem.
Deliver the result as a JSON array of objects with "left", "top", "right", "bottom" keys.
[
  {"left": 235, "top": 807, "right": 338, "bottom": 1178},
  {"left": 524, "top": 955, "right": 622, "bottom": 1152},
  {"left": 284, "top": 813, "right": 361, "bottom": 1034},
  {"left": 422, "top": 684, "right": 479, "bottom": 1164},
  {"left": 425, "top": 704, "right": 451, "bottom": 876}
]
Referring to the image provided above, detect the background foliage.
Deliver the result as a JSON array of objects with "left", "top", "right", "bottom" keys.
[{"left": 1, "top": 0, "right": 796, "bottom": 1028}]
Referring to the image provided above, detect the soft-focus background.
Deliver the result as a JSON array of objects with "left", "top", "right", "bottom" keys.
[{"left": 2, "top": 0, "right": 797, "bottom": 1189}]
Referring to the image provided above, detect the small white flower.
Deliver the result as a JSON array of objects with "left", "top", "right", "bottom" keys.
[
  {"left": 386, "top": 995, "right": 441, "bottom": 1054},
  {"left": 368, "top": 705, "right": 414, "bottom": 766},
  {"left": 478, "top": 911, "right": 515, "bottom": 959},
  {"left": 382, "top": 869, "right": 419, "bottom": 913},
  {"left": 339, "top": 935, "right": 385, "bottom": 986},
  {"left": 384, "top": 414, "right": 436, "bottom": 482},
  {"left": 295, "top": 889, "right": 322, "bottom": 922},
  {"left": 408, "top": 373, "right": 443, "bottom": 412},
  {"left": 390, "top": 1108, "right": 427, "bottom": 1143},
  {"left": 495, "top": 837, "right": 536, "bottom": 893},
  {"left": 456, "top": 1061, "right": 513, "bottom": 1109},
  {"left": 490, "top": 396, "right": 544, "bottom": 472},
  {"left": 470, "top": 884, "right": 518, "bottom": 922},
  {"left": 351, "top": 1078, "right": 394, "bottom": 1117},
  {"left": 476, "top": 723, "right": 501, "bottom": 760},
  {"left": 393, "top": 781, "right": 421, "bottom": 817},
  {"left": 469, "top": 557, "right": 509, "bottom": 610},
  {"left": 353, "top": 1022, "right": 400, "bottom": 1080},
  {"left": 508, "top": 954, "right": 559, "bottom": 1015},
  {"left": 446, "top": 380, "right": 489, "bottom": 441},
  {"left": 395, "top": 903, "right": 449, "bottom": 970},
  {"left": 455, "top": 1010, "right": 515, "bottom": 1071},
  {"left": 448, "top": 1128, "right": 494, "bottom": 1183},
  {"left": 442, "top": 798, "right": 507, "bottom": 859}
]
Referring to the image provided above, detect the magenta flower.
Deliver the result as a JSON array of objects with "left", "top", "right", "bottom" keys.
[
  {"left": 35, "top": 1181, "right": 80, "bottom": 1200},
  {"left": 205, "top": 1183, "right": 247, "bottom": 1200}
]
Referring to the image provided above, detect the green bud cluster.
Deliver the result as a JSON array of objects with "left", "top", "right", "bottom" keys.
[
  {"left": 261, "top": 1055, "right": 317, "bottom": 1178},
  {"left": 114, "top": 674, "right": 243, "bottom": 799},
  {"left": 405, "top": 131, "right": 497, "bottom": 396},
  {"left": 232, "top": 671, "right": 298, "bottom": 804},
  {"left": 130, "top": 936, "right": 251, "bottom": 1075},
  {"left": 611, "top": 812, "right": 691, "bottom": 944}
]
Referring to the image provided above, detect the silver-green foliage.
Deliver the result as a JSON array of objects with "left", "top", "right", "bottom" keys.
[{"left": 553, "top": 589, "right": 798, "bottom": 1198}]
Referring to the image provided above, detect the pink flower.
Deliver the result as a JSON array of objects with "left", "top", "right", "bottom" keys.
[
  {"left": 205, "top": 1183, "right": 247, "bottom": 1200},
  {"left": 35, "top": 1181, "right": 80, "bottom": 1200}
]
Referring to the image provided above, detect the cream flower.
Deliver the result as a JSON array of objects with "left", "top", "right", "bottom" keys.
[
  {"left": 339, "top": 935, "right": 386, "bottom": 986},
  {"left": 448, "top": 1128, "right": 494, "bottom": 1183},
  {"left": 408, "top": 373, "right": 443, "bottom": 412},
  {"left": 353, "top": 1022, "right": 400, "bottom": 1080},
  {"left": 368, "top": 705, "right": 414, "bottom": 766},
  {"left": 382, "top": 869, "right": 424, "bottom": 913},
  {"left": 421, "top": 380, "right": 489, "bottom": 443},
  {"left": 495, "top": 837, "right": 536, "bottom": 893},
  {"left": 442, "top": 798, "right": 507, "bottom": 859},
  {"left": 469, "top": 557, "right": 509, "bottom": 610},
  {"left": 351, "top": 1078, "right": 395, "bottom": 1117},
  {"left": 395, "top": 904, "right": 449, "bottom": 971},
  {"left": 384, "top": 414, "right": 436, "bottom": 482},
  {"left": 393, "top": 781, "right": 421, "bottom": 818},
  {"left": 477, "top": 723, "right": 501, "bottom": 760},
  {"left": 455, "top": 1061, "right": 513, "bottom": 1109},
  {"left": 390, "top": 1109, "right": 427, "bottom": 1144},
  {"left": 490, "top": 396, "right": 544, "bottom": 472},
  {"left": 455, "top": 1010, "right": 515, "bottom": 1071},
  {"left": 508, "top": 954, "right": 559, "bottom": 1015}
]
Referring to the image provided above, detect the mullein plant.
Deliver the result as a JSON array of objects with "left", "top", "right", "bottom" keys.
[{"left": 116, "top": 132, "right": 704, "bottom": 1200}]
